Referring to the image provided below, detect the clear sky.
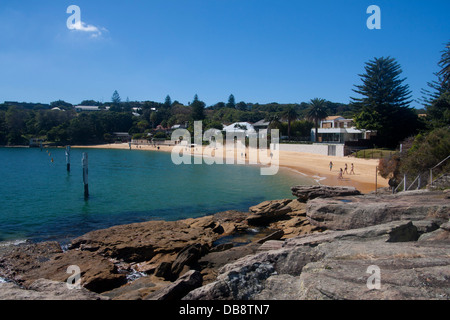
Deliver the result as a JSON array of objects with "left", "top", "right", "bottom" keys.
[{"left": 0, "top": 0, "right": 449, "bottom": 108}]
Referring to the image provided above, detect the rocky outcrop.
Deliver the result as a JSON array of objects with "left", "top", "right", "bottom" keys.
[
  {"left": 255, "top": 240, "right": 450, "bottom": 300},
  {"left": 145, "top": 270, "right": 203, "bottom": 300},
  {"left": 68, "top": 217, "right": 221, "bottom": 263},
  {"left": 247, "top": 199, "right": 292, "bottom": 225},
  {"left": 0, "top": 242, "right": 127, "bottom": 293},
  {"left": 184, "top": 189, "right": 450, "bottom": 300},
  {"left": 419, "top": 221, "right": 450, "bottom": 242},
  {"left": 184, "top": 219, "right": 450, "bottom": 300},
  {"left": 170, "top": 244, "right": 209, "bottom": 279},
  {"left": 0, "top": 241, "right": 63, "bottom": 283},
  {"left": 2, "top": 187, "right": 448, "bottom": 300},
  {"left": 0, "top": 279, "right": 108, "bottom": 300},
  {"left": 246, "top": 198, "right": 323, "bottom": 238},
  {"left": 0, "top": 199, "right": 316, "bottom": 299},
  {"left": 305, "top": 190, "right": 450, "bottom": 230},
  {"left": 291, "top": 185, "right": 361, "bottom": 202}
]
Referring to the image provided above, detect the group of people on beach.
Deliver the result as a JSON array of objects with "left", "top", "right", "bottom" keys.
[{"left": 329, "top": 161, "right": 355, "bottom": 180}]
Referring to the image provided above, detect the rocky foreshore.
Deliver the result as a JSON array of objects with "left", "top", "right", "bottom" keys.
[{"left": 0, "top": 186, "right": 449, "bottom": 300}]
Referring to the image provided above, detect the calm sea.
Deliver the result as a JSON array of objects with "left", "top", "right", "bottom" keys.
[{"left": 0, "top": 147, "right": 316, "bottom": 244}]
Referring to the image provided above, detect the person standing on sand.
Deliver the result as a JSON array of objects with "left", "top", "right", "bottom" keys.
[
  {"left": 338, "top": 168, "right": 343, "bottom": 180},
  {"left": 350, "top": 163, "right": 355, "bottom": 175},
  {"left": 344, "top": 163, "right": 348, "bottom": 174},
  {"left": 329, "top": 161, "right": 333, "bottom": 171}
]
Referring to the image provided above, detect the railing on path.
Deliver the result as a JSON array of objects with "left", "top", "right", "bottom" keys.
[
  {"left": 429, "top": 154, "right": 450, "bottom": 186},
  {"left": 393, "top": 154, "right": 449, "bottom": 193}
]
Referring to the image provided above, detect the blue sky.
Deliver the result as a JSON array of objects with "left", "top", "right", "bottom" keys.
[{"left": 0, "top": 1, "right": 449, "bottom": 108}]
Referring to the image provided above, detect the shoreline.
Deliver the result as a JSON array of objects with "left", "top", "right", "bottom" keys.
[
  {"left": 0, "top": 143, "right": 388, "bottom": 245},
  {"left": 72, "top": 143, "right": 388, "bottom": 194}
]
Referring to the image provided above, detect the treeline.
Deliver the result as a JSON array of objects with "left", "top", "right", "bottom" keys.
[
  {"left": 0, "top": 97, "right": 352, "bottom": 146},
  {"left": 0, "top": 90, "right": 438, "bottom": 147},
  {"left": 0, "top": 105, "right": 133, "bottom": 145}
]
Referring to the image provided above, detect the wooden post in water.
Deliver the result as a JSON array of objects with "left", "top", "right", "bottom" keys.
[
  {"left": 82, "top": 152, "right": 89, "bottom": 198},
  {"left": 65, "top": 146, "right": 71, "bottom": 172}
]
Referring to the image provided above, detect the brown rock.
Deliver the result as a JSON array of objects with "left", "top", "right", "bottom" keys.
[
  {"left": 306, "top": 190, "right": 450, "bottom": 231},
  {"left": 247, "top": 199, "right": 293, "bottom": 226},
  {"left": 419, "top": 221, "right": 450, "bottom": 242},
  {"left": 22, "top": 249, "right": 127, "bottom": 293},
  {"left": 170, "top": 244, "right": 209, "bottom": 278},
  {"left": 69, "top": 219, "right": 222, "bottom": 264},
  {"left": 145, "top": 270, "right": 203, "bottom": 300},
  {"left": 291, "top": 185, "right": 361, "bottom": 202},
  {"left": 0, "top": 241, "right": 63, "bottom": 282},
  {"left": 102, "top": 275, "right": 170, "bottom": 300},
  {"left": 256, "top": 230, "right": 284, "bottom": 244},
  {"left": 0, "top": 278, "right": 109, "bottom": 300},
  {"left": 154, "top": 262, "right": 173, "bottom": 279}
]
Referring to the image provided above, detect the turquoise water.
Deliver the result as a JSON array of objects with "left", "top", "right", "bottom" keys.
[{"left": 0, "top": 147, "right": 315, "bottom": 244}]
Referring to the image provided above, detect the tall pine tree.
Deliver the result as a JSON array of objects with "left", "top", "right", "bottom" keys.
[
  {"left": 421, "top": 41, "right": 450, "bottom": 128},
  {"left": 351, "top": 57, "right": 418, "bottom": 148},
  {"left": 111, "top": 90, "right": 121, "bottom": 104},
  {"left": 164, "top": 95, "right": 172, "bottom": 108},
  {"left": 227, "top": 94, "right": 236, "bottom": 109},
  {"left": 191, "top": 94, "right": 205, "bottom": 121}
]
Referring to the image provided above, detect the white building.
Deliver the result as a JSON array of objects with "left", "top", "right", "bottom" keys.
[
  {"left": 75, "top": 106, "right": 100, "bottom": 112},
  {"left": 222, "top": 122, "right": 256, "bottom": 137},
  {"left": 74, "top": 106, "right": 110, "bottom": 112},
  {"left": 311, "top": 116, "right": 375, "bottom": 143}
]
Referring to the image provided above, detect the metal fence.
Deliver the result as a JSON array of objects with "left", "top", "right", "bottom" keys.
[{"left": 394, "top": 154, "right": 450, "bottom": 193}]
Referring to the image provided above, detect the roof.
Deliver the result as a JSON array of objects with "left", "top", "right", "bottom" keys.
[
  {"left": 222, "top": 122, "right": 256, "bottom": 132},
  {"left": 112, "top": 132, "right": 131, "bottom": 137},
  {"left": 171, "top": 123, "right": 188, "bottom": 130},
  {"left": 75, "top": 106, "right": 100, "bottom": 111},
  {"left": 253, "top": 119, "right": 270, "bottom": 127},
  {"left": 324, "top": 116, "right": 345, "bottom": 121}
]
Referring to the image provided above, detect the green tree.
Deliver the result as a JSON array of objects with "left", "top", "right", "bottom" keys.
[
  {"left": 191, "top": 94, "right": 205, "bottom": 121},
  {"left": 420, "top": 41, "right": 450, "bottom": 128},
  {"left": 67, "top": 114, "right": 96, "bottom": 144},
  {"left": 400, "top": 127, "right": 450, "bottom": 177},
  {"left": 437, "top": 41, "right": 450, "bottom": 92},
  {"left": 47, "top": 124, "right": 69, "bottom": 144},
  {"left": 306, "top": 98, "right": 328, "bottom": 142},
  {"left": 80, "top": 100, "right": 101, "bottom": 106},
  {"left": 426, "top": 92, "right": 450, "bottom": 128},
  {"left": 112, "top": 90, "right": 121, "bottom": 104},
  {"left": 227, "top": 94, "right": 236, "bottom": 109},
  {"left": 164, "top": 95, "right": 172, "bottom": 108},
  {"left": 281, "top": 106, "right": 299, "bottom": 141},
  {"left": 421, "top": 42, "right": 450, "bottom": 109},
  {"left": 0, "top": 110, "right": 7, "bottom": 145},
  {"left": 351, "top": 57, "right": 418, "bottom": 148},
  {"left": 150, "top": 111, "right": 157, "bottom": 129},
  {"left": 236, "top": 101, "right": 248, "bottom": 111},
  {"left": 5, "top": 106, "right": 28, "bottom": 144}
]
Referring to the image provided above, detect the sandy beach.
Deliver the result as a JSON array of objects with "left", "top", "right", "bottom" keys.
[{"left": 73, "top": 143, "right": 389, "bottom": 194}]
